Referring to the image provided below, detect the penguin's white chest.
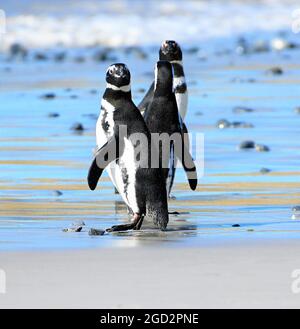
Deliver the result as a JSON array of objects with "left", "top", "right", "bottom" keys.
[
  {"left": 95, "top": 99, "right": 139, "bottom": 213},
  {"left": 96, "top": 99, "right": 115, "bottom": 147}
]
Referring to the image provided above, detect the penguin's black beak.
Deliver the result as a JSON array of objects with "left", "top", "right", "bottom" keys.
[{"left": 161, "top": 40, "right": 178, "bottom": 55}]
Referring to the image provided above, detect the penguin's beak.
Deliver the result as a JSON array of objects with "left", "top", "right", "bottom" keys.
[{"left": 161, "top": 41, "right": 177, "bottom": 55}]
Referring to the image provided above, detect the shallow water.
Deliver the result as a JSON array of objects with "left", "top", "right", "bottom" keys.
[{"left": 1, "top": 36, "right": 300, "bottom": 250}]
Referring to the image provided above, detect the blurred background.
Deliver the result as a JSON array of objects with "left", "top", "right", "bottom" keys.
[{"left": 1, "top": 0, "right": 299, "bottom": 51}]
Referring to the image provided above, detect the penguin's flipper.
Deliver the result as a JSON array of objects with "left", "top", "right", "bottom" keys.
[
  {"left": 87, "top": 137, "right": 124, "bottom": 190},
  {"left": 174, "top": 141, "right": 198, "bottom": 191},
  {"left": 138, "top": 81, "right": 154, "bottom": 116}
]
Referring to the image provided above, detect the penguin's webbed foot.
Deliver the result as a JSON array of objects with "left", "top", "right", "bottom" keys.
[{"left": 106, "top": 213, "right": 144, "bottom": 232}]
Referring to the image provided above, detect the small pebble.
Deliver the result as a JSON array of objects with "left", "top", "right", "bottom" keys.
[
  {"left": 233, "top": 106, "right": 254, "bottom": 113},
  {"left": 71, "top": 123, "right": 84, "bottom": 131},
  {"left": 267, "top": 67, "right": 283, "bottom": 75},
  {"left": 41, "top": 93, "right": 56, "bottom": 99},
  {"left": 260, "top": 168, "right": 271, "bottom": 174},
  {"left": 253, "top": 40, "right": 269, "bottom": 53},
  {"left": 89, "top": 228, "right": 105, "bottom": 236},
  {"left": 247, "top": 229, "right": 254, "bottom": 232},
  {"left": 239, "top": 141, "right": 255, "bottom": 149},
  {"left": 292, "top": 206, "right": 300, "bottom": 212},
  {"left": 63, "top": 226, "right": 82, "bottom": 233},
  {"left": 271, "top": 38, "right": 288, "bottom": 51},
  {"left": 255, "top": 144, "right": 270, "bottom": 152},
  {"left": 231, "top": 121, "right": 254, "bottom": 128},
  {"left": 216, "top": 119, "right": 231, "bottom": 129},
  {"left": 294, "top": 107, "right": 300, "bottom": 114},
  {"left": 48, "top": 112, "right": 60, "bottom": 118},
  {"left": 90, "top": 89, "right": 97, "bottom": 94},
  {"left": 54, "top": 52, "right": 66, "bottom": 62},
  {"left": 53, "top": 190, "right": 63, "bottom": 196},
  {"left": 9, "top": 43, "right": 28, "bottom": 59},
  {"left": 232, "top": 224, "right": 240, "bottom": 227},
  {"left": 34, "top": 52, "right": 48, "bottom": 61}
]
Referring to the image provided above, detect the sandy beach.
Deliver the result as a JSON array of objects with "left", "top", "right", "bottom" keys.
[{"left": 1, "top": 241, "right": 300, "bottom": 309}]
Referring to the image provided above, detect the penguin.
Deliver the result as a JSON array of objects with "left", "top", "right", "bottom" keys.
[
  {"left": 138, "top": 40, "right": 188, "bottom": 120},
  {"left": 144, "top": 61, "right": 197, "bottom": 196},
  {"left": 87, "top": 63, "right": 169, "bottom": 231}
]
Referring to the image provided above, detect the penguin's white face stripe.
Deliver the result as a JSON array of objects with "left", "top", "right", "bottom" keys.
[
  {"left": 173, "top": 76, "right": 186, "bottom": 88},
  {"left": 170, "top": 60, "right": 183, "bottom": 65},
  {"left": 106, "top": 83, "right": 131, "bottom": 92}
]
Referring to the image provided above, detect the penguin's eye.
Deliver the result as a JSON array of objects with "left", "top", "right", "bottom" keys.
[{"left": 108, "top": 67, "right": 114, "bottom": 75}]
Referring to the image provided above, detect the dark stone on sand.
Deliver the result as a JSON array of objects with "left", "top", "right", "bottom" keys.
[
  {"left": 70, "top": 94, "right": 78, "bottom": 99},
  {"left": 232, "top": 121, "right": 254, "bottom": 128},
  {"left": 195, "top": 111, "right": 203, "bottom": 116},
  {"left": 267, "top": 67, "right": 283, "bottom": 75},
  {"left": 252, "top": 40, "right": 269, "bottom": 53},
  {"left": 292, "top": 206, "right": 300, "bottom": 212},
  {"left": 233, "top": 106, "right": 254, "bottom": 113},
  {"left": 216, "top": 119, "right": 231, "bottom": 129},
  {"left": 48, "top": 112, "right": 60, "bottom": 118},
  {"left": 260, "top": 168, "right": 271, "bottom": 174},
  {"left": 90, "top": 89, "right": 97, "bottom": 94},
  {"left": 255, "top": 144, "right": 270, "bottom": 152},
  {"left": 93, "top": 49, "right": 116, "bottom": 62},
  {"left": 137, "top": 88, "right": 146, "bottom": 93},
  {"left": 53, "top": 190, "right": 63, "bottom": 196},
  {"left": 54, "top": 52, "right": 66, "bottom": 62},
  {"left": 41, "top": 93, "right": 56, "bottom": 99},
  {"left": 232, "top": 224, "right": 240, "bottom": 227},
  {"left": 34, "top": 52, "right": 48, "bottom": 61},
  {"left": 65, "top": 88, "right": 72, "bottom": 92},
  {"left": 71, "top": 123, "right": 84, "bottom": 131},
  {"left": 9, "top": 43, "right": 28, "bottom": 59},
  {"left": 239, "top": 141, "right": 255, "bottom": 149},
  {"left": 89, "top": 228, "right": 105, "bottom": 236},
  {"left": 63, "top": 226, "right": 82, "bottom": 233},
  {"left": 294, "top": 107, "right": 300, "bottom": 114},
  {"left": 235, "top": 38, "right": 250, "bottom": 55}
]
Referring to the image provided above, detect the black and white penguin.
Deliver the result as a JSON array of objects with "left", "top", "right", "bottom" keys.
[
  {"left": 87, "top": 63, "right": 169, "bottom": 231},
  {"left": 138, "top": 40, "right": 188, "bottom": 120},
  {"left": 144, "top": 61, "right": 197, "bottom": 196}
]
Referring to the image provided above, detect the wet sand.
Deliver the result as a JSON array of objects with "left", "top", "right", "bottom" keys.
[{"left": 1, "top": 242, "right": 300, "bottom": 308}]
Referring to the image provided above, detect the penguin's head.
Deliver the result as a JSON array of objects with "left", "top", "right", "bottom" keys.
[
  {"left": 106, "top": 63, "right": 131, "bottom": 90},
  {"left": 159, "top": 40, "right": 182, "bottom": 62},
  {"left": 154, "top": 61, "right": 173, "bottom": 93}
]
